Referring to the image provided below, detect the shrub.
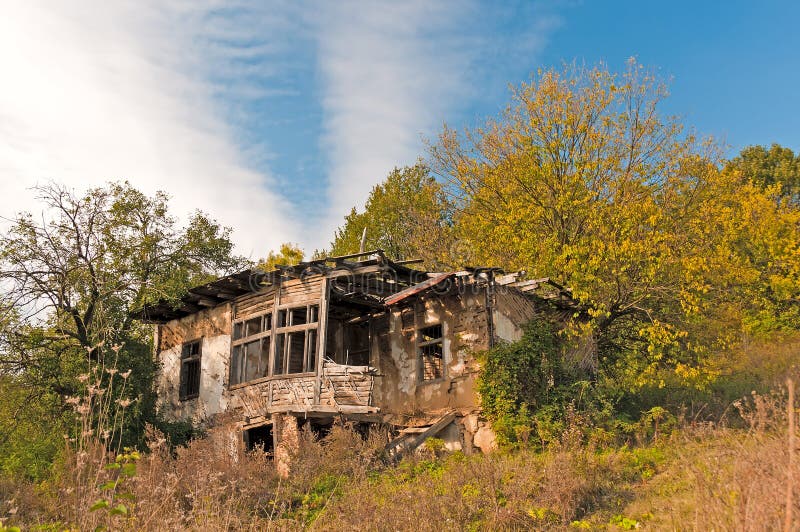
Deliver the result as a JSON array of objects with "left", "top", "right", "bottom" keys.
[{"left": 477, "top": 321, "right": 561, "bottom": 446}]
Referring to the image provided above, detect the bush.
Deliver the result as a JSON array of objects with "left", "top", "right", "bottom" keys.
[{"left": 478, "top": 321, "right": 560, "bottom": 446}]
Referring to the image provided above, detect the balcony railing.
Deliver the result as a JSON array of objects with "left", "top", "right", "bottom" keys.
[{"left": 228, "top": 359, "right": 377, "bottom": 421}]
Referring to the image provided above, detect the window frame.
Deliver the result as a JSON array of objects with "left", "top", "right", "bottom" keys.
[
  {"left": 230, "top": 310, "right": 273, "bottom": 386},
  {"left": 272, "top": 303, "right": 319, "bottom": 376},
  {"left": 417, "top": 322, "right": 445, "bottom": 383},
  {"left": 179, "top": 339, "right": 202, "bottom": 401},
  {"left": 229, "top": 303, "right": 320, "bottom": 387}
]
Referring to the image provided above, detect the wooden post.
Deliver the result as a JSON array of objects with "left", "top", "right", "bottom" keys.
[
  {"left": 786, "top": 378, "right": 795, "bottom": 532},
  {"left": 268, "top": 283, "right": 282, "bottom": 377},
  {"left": 314, "top": 277, "right": 331, "bottom": 405},
  {"left": 359, "top": 227, "right": 367, "bottom": 254}
]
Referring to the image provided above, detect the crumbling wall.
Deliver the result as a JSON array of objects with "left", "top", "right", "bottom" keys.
[
  {"left": 373, "top": 287, "right": 489, "bottom": 418},
  {"left": 273, "top": 413, "right": 299, "bottom": 478},
  {"left": 492, "top": 287, "right": 539, "bottom": 343},
  {"left": 156, "top": 304, "right": 232, "bottom": 423}
]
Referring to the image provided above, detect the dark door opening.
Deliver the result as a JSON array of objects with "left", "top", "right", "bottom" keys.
[
  {"left": 300, "top": 418, "right": 333, "bottom": 440},
  {"left": 244, "top": 424, "right": 274, "bottom": 455}
]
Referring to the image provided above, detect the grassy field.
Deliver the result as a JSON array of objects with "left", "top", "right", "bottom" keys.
[{"left": 1, "top": 392, "right": 796, "bottom": 531}]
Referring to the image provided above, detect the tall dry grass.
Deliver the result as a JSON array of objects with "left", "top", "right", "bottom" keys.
[
  {"left": 673, "top": 385, "right": 800, "bottom": 530},
  {"left": 2, "top": 356, "right": 800, "bottom": 530}
]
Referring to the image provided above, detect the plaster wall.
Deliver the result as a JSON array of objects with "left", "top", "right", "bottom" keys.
[
  {"left": 372, "top": 288, "right": 489, "bottom": 418},
  {"left": 156, "top": 304, "right": 232, "bottom": 423}
]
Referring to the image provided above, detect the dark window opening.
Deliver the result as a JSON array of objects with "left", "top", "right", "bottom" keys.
[
  {"left": 291, "top": 307, "right": 308, "bottom": 325},
  {"left": 244, "top": 424, "right": 274, "bottom": 455},
  {"left": 418, "top": 324, "right": 444, "bottom": 381},
  {"left": 287, "top": 332, "right": 305, "bottom": 373},
  {"left": 325, "top": 311, "right": 372, "bottom": 367},
  {"left": 231, "top": 337, "right": 271, "bottom": 385},
  {"left": 245, "top": 316, "right": 262, "bottom": 336},
  {"left": 273, "top": 333, "right": 286, "bottom": 375},
  {"left": 306, "top": 329, "right": 317, "bottom": 374},
  {"left": 230, "top": 311, "right": 272, "bottom": 386},
  {"left": 344, "top": 320, "right": 370, "bottom": 366},
  {"left": 273, "top": 305, "right": 320, "bottom": 375},
  {"left": 420, "top": 324, "right": 442, "bottom": 343},
  {"left": 180, "top": 340, "right": 202, "bottom": 400}
]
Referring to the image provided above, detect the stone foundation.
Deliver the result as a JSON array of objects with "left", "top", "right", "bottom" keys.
[{"left": 273, "top": 413, "right": 300, "bottom": 478}]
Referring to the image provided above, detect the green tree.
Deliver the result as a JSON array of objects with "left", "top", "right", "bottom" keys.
[
  {"left": 726, "top": 144, "right": 800, "bottom": 206},
  {"left": 0, "top": 182, "right": 245, "bottom": 474},
  {"left": 329, "top": 162, "right": 455, "bottom": 268},
  {"left": 258, "top": 242, "right": 304, "bottom": 271}
]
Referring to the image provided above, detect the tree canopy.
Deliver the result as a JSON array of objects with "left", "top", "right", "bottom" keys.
[
  {"left": 257, "top": 242, "right": 305, "bottom": 271},
  {"left": 726, "top": 143, "right": 800, "bottom": 206},
  {"left": 329, "top": 162, "right": 455, "bottom": 268},
  {"left": 423, "top": 60, "right": 800, "bottom": 389},
  {"left": 0, "top": 182, "right": 245, "bottom": 475}
]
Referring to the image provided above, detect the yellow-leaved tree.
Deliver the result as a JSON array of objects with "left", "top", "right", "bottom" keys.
[{"left": 430, "top": 60, "right": 800, "bottom": 390}]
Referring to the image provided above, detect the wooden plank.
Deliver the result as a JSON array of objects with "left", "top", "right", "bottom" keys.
[
  {"left": 399, "top": 427, "right": 429, "bottom": 434},
  {"left": 266, "top": 404, "right": 379, "bottom": 415},
  {"left": 314, "top": 277, "right": 330, "bottom": 405},
  {"left": 386, "top": 412, "right": 457, "bottom": 458}
]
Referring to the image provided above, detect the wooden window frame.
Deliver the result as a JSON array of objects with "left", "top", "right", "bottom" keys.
[
  {"left": 417, "top": 322, "right": 445, "bottom": 382},
  {"left": 179, "top": 339, "right": 202, "bottom": 401},
  {"left": 230, "top": 311, "right": 273, "bottom": 386},
  {"left": 273, "top": 303, "right": 319, "bottom": 376},
  {"left": 230, "top": 303, "right": 321, "bottom": 386}
]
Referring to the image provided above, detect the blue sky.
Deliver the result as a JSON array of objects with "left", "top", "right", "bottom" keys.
[{"left": 1, "top": 1, "right": 798, "bottom": 257}]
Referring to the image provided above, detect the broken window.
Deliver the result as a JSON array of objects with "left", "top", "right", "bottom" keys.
[
  {"left": 230, "top": 311, "right": 272, "bottom": 385},
  {"left": 325, "top": 312, "right": 372, "bottom": 366},
  {"left": 180, "top": 340, "right": 202, "bottom": 400},
  {"left": 273, "top": 304, "right": 319, "bottom": 375},
  {"left": 418, "top": 324, "right": 444, "bottom": 381}
]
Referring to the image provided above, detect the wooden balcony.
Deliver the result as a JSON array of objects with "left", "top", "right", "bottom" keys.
[{"left": 229, "top": 359, "right": 378, "bottom": 423}]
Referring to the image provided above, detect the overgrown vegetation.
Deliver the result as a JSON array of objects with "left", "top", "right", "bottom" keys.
[
  {"left": 0, "top": 182, "right": 244, "bottom": 479},
  {"left": 2, "top": 373, "right": 799, "bottom": 530}
]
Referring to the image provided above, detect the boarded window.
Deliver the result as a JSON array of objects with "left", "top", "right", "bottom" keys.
[
  {"left": 418, "top": 324, "right": 444, "bottom": 381},
  {"left": 180, "top": 340, "right": 202, "bottom": 400}
]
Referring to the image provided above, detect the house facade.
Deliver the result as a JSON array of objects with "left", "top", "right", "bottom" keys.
[{"left": 136, "top": 251, "right": 570, "bottom": 466}]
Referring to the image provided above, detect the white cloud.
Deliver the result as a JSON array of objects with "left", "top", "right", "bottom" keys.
[
  {"left": 310, "top": 0, "right": 559, "bottom": 250},
  {"left": 0, "top": 1, "right": 297, "bottom": 259},
  {"left": 312, "top": 1, "right": 461, "bottom": 247},
  {"left": 0, "top": 1, "right": 560, "bottom": 258}
]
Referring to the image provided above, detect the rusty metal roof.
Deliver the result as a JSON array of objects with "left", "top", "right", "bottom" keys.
[{"left": 383, "top": 272, "right": 457, "bottom": 306}]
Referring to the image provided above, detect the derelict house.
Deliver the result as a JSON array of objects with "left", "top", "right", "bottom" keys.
[{"left": 134, "top": 250, "right": 573, "bottom": 471}]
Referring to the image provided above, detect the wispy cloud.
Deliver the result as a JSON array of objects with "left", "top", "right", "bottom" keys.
[
  {"left": 0, "top": 1, "right": 560, "bottom": 257},
  {"left": 0, "top": 1, "right": 300, "bottom": 258},
  {"left": 311, "top": 0, "right": 560, "bottom": 249}
]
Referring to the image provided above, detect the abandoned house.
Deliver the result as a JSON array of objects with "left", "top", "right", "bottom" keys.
[{"left": 134, "top": 250, "right": 575, "bottom": 470}]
